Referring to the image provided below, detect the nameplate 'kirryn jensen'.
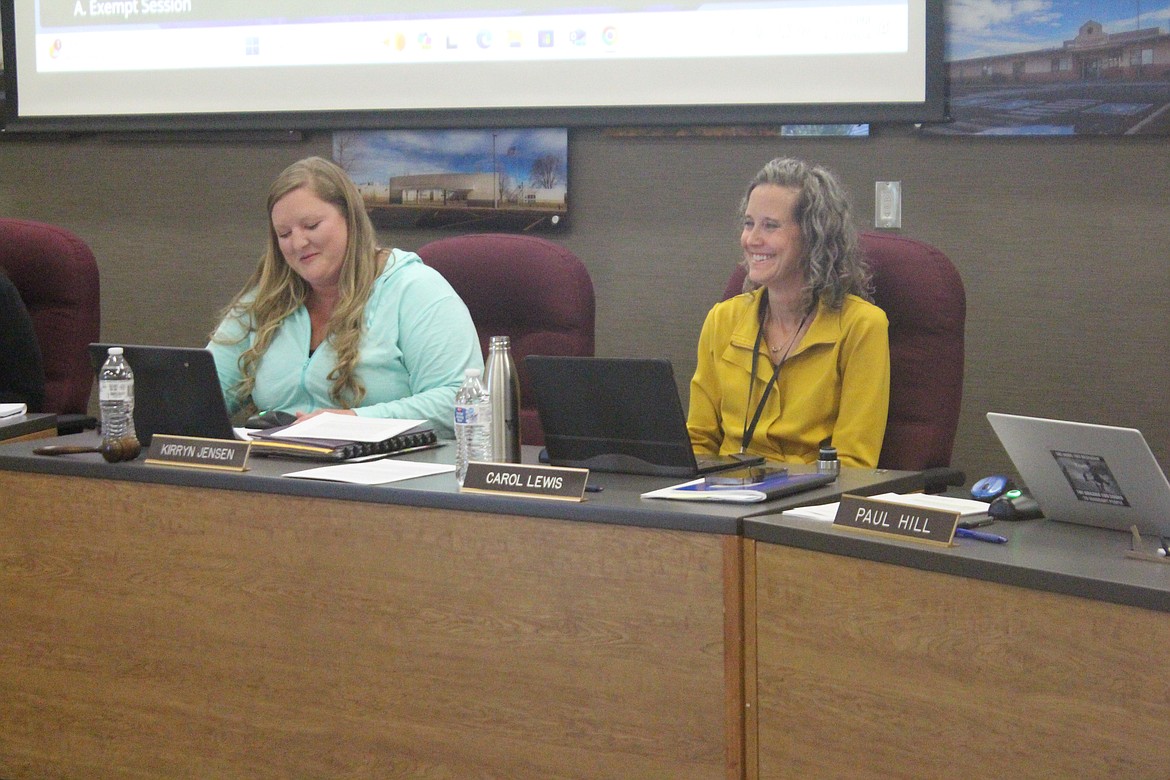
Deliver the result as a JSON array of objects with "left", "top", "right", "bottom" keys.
[
  {"left": 461, "top": 462, "right": 590, "bottom": 502},
  {"left": 145, "top": 434, "right": 250, "bottom": 472},
  {"left": 833, "top": 494, "right": 961, "bottom": 547}
]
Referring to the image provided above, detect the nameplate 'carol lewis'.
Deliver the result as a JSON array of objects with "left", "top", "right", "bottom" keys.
[{"left": 461, "top": 462, "right": 589, "bottom": 502}]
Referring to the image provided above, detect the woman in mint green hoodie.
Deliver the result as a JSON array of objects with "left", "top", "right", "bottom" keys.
[{"left": 209, "top": 156, "right": 482, "bottom": 438}]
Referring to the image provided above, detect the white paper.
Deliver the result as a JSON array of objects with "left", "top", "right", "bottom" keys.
[
  {"left": 642, "top": 478, "right": 770, "bottom": 503},
  {"left": 781, "top": 492, "right": 991, "bottom": 523},
  {"left": 866, "top": 492, "right": 990, "bottom": 517},
  {"left": 0, "top": 403, "right": 28, "bottom": 418},
  {"left": 283, "top": 459, "right": 454, "bottom": 485},
  {"left": 267, "top": 414, "right": 427, "bottom": 443},
  {"left": 779, "top": 502, "right": 843, "bottom": 522}
]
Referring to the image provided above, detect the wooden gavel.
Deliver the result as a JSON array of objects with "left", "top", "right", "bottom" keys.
[{"left": 34, "top": 437, "right": 142, "bottom": 463}]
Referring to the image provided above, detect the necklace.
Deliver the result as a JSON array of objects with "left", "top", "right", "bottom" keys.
[
  {"left": 769, "top": 336, "right": 797, "bottom": 354},
  {"left": 766, "top": 306, "right": 807, "bottom": 355}
]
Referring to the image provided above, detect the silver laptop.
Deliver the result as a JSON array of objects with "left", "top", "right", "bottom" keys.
[{"left": 987, "top": 412, "right": 1170, "bottom": 534}]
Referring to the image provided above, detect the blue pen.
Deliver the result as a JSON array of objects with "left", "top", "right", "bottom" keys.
[{"left": 954, "top": 527, "right": 1008, "bottom": 544}]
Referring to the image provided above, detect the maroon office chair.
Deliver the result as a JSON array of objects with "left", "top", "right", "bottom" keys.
[
  {"left": 417, "top": 233, "right": 596, "bottom": 446},
  {"left": 722, "top": 232, "right": 965, "bottom": 475},
  {"left": 0, "top": 219, "right": 101, "bottom": 429}
]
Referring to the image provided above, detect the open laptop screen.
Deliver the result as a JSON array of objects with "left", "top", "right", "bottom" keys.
[
  {"left": 89, "top": 344, "right": 236, "bottom": 445},
  {"left": 527, "top": 356, "right": 755, "bottom": 478}
]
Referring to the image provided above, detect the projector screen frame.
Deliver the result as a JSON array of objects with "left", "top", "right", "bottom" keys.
[{"left": 1, "top": 0, "right": 948, "bottom": 134}]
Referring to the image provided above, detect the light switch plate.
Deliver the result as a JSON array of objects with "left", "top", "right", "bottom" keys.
[{"left": 875, "top": 181, "right": 902, "bottom": 229}]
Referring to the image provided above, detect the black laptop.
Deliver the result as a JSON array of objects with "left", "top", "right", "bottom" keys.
[
  {"left": 88, "top": 344, "right": 236, "bottom": 445},
  {"left": 526, "top": 355, "right": 765, "bottom": 478}
]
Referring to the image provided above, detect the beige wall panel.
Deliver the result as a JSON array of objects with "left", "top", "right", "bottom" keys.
[{"left": 2, "top": 128, "right": 1167, "bottom": 481}]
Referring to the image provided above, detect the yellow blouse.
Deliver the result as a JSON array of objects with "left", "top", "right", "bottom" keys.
[{"left": 687, "top": 288, "right": 890, "bottom": 468}]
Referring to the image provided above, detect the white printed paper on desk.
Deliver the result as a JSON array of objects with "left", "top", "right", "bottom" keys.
[
  {"left": 779, "top": 501, "right": 842, "bottom": 522},
  {"left": 866, "top": 492, "right": 991, "bottom": 519},
  {"left": 268, "top": 414, "right": 427, "bottom": 442},
  {"left": 0, "top": 403, "right": 27, "bottom": 418},
  {"left": 781, "top": 492, "right": 991, "bottom": 523},
  {"left": 283, "top": 459, "right": 454, "bottom": 486}
]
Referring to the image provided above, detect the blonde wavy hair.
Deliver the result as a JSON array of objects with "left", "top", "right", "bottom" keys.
[
  {"left": 211, "top": 156, "right": 386, "bottom": 409},
  {"left": 737, "top": 157, "right": 872, "bottom": 312}
]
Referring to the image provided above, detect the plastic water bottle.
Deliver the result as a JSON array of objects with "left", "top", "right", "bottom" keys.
[
  {"left": 454, "top": 367, "right": 492, "bottom": 485},
  {"left": 483, "top": 335, "right": 521, "bottom": 463},
  {"left": 98, "top": 346, "right": 141, "bottom": 461}
]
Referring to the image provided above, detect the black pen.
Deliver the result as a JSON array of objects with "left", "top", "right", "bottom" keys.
[{"left": 584, "top": 485, "right": 604, "bottom": 493}]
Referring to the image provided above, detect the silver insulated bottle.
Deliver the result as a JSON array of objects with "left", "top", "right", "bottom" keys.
[{"left": 484, "top": 335, "right": 521, "bottom": 463}]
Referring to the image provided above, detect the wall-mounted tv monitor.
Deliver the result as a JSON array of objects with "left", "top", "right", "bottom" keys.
[{"left": 1, "top": 0, "right": 946, "bottom": 133}]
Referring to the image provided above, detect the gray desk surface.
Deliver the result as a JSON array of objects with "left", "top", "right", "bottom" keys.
[
  {"left": 744, "top": 504, "right": 1170, "bottom": 613},
  {"left": 0, "top": 431, "right": 922, "bottom": 536},
  {"left": 0, "top": 412, "right": 57, "bottom": 440}
]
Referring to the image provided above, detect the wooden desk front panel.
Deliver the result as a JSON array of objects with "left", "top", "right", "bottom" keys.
[
  {"left": 748, "top": 541, "right": 1170, "bottom": 780},
  {"left": 2, "top": 427, "right": 56, "bottom": 444},
  {"left": 0, "top": 472, "right": 741, "bottom": 779}
]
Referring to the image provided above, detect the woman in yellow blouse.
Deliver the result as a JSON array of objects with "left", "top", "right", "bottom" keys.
[{"left": 687, "top": 157, "right": 890, "bottom": 468}]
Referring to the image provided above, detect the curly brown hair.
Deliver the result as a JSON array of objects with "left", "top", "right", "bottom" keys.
[{"left": 737, "top": 157, "right": 872, "bottom": 311}]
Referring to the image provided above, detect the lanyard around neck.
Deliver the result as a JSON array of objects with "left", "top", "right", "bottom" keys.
[{"left": 740, "top": 291, "right": 808, "bottom": 454}]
